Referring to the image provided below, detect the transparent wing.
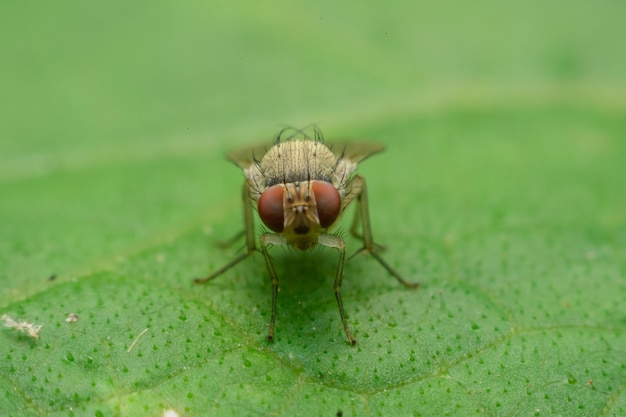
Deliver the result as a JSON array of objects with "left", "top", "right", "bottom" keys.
[
  {"left": 326, "top": 141, "right": 385, "bottom": 165},
  {"left": 226, "top": 143, "right": 273, "bottom": 169}
]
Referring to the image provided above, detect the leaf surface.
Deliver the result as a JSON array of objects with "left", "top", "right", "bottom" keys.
[{"left": 1, "top": 1, "right": 625, "bottom": 416}]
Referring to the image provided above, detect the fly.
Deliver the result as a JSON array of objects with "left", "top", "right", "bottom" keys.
[{"left": 195, "top": 127, "right": 419, "bottom": 345}]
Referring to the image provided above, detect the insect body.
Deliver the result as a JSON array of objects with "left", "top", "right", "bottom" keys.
[{"left": 195, "top": 128, "right": 419, "bottom": 345}]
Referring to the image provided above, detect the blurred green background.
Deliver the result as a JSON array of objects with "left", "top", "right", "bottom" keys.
[{"left": 1, "top": 1, "right": 625, "bottom": 416}]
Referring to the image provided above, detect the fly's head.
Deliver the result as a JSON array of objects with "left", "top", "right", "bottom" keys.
[{"left": 258, "top": 180, "right": 341, "bottom": 249}]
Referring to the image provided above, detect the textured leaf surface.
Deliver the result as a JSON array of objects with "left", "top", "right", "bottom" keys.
[{"left": 1, "top": 1, "right": 625, "bottom": 416}]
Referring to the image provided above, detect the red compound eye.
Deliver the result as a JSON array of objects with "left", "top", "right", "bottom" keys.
[
  {"left": 311, "top": 181, "right": 341, "bottom": 228},
  {"left": 258, "top": 184, "right": 285, "bottom": 233}
]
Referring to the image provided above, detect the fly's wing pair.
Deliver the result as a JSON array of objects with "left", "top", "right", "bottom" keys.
[
  {"left": 226, "top": 143, "right": 273, "bottom": 169},
  {"left": 324, "top": 141, "right": 385, "bottom": 167}
]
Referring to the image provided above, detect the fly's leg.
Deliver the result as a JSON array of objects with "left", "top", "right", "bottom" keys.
[
  {"left": 194, "top": 180, "right": 257, "bottom": 284},
  {"left": 348, "top": 208, "right": 386, "bottom": 253},
  {"left": 345, "top": 175, "right": 420, "bottom": 289},
  {"left": 215, "top": 230, "right": 245, "bottom": 249},
  {"left": 318, "top": 234, "right": 356, "bottom": 345},
  {"left": 259, "top": 233, "right": 287, "bottom": 342}
]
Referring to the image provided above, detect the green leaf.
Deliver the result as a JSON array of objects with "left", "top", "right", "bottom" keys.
[{"left": 1, "top": 1, "right": 625, "bottom": 416}]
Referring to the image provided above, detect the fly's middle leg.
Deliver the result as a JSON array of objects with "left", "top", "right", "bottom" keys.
[
  {"left": 195, "top": 180, "right": 257, "bottom": 284},
  {"left": 346, "top": 175, "right": 420, "bottom": 289}
]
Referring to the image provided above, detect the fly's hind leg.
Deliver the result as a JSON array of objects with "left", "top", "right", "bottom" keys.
[
  {"left": 194, "top": 180, "right": 257, "bottom": 284},
  {"left": 344, "top": 175, "right": 420, "bottom": 289}
]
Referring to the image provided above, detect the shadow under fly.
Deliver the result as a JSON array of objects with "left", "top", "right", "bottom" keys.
[{"left": 195, "top": 127, "right": 419, "bottom": 345}]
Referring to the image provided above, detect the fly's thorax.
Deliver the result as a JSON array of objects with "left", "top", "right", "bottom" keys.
[
  {"left": 260, "top": 140, "right": 337, "bottom": 187},
  {"left": 257, "top": 180, "right": 342, "bottom": 250}
]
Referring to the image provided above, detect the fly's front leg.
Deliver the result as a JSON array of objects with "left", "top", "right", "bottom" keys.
[
  {"left": 345, "top": 175, "right": 420, "bottom": 289},
  {"left": 194, "top": 180, "right": 257, "bottom": 284},
  {"left": 259, "top": 233, "right": 287, "bottom": 342},
  {"left": 318, "top": 234, "right": 356, "bottom": 345}
]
